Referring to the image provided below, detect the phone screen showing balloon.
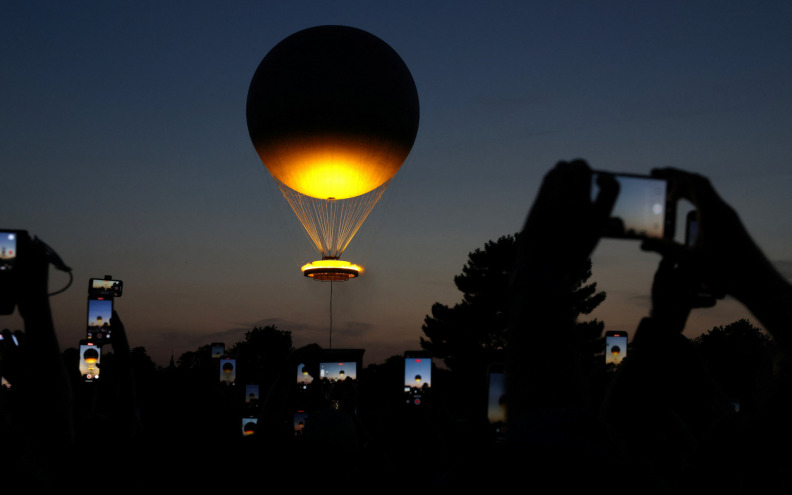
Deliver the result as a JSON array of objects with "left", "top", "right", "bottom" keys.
[
  {"left": 220, "top": 358, "right": 236, "bottom": 384},
  {"left": 0, "top": 232, "right": 17, "bottom": 271},
  {"left": 404, "top": 355, "right": 431, "bottom": 405},
  {"left": 605, "top": 331, "right": 628, "bottom": 365},
  {"left": 79, "top": 342, "right": 101, "bottom": 382},
  {"left": 487, "top": 364, "right": 506, "bottom": 434},
  {"left": 86, "top": 297, "right": 113, "bottom": 342},
  {"left": 592, "top": 173, "right": 673, "bottom": 240},
  {"left": 319, "top": 361, "right": 357, "bottom": 382}
]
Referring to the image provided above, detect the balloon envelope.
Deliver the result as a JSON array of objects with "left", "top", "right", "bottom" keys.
[{"left": 247, "top": 25, "right": 419, "bottom": 200}]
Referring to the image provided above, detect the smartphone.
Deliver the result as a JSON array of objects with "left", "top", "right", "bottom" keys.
[
  {"left": 319, "top": 361, "right": 357, "bottom": 382},
  {"left": 605, "top": 331, "right": 628, "bottom": 365},
  {"left": 404, "top": 352, "right": 432, "bottom": 405},
  {"left": 0, "top": 230, "right": 26, "bottom": 315},
  {"left": 211, "top": 342, "right": 225, "bottom": 358},
  {"left": 592, "top": 172, "right": 675, "bottom": 240},
  {"left": 296, "top": 362, "right": 313, "bottom": 391},
  {"left": 86, "top": 297, "right": 113, "bottom": 341},
  {"left": 245, "top": 384, "right": 260, "bottom": 404},
  {"left": 220, "top": 358, "right": 237, "bottom": 384},
  {"left": 486, "top": 363, "right": 506, "bottom": 432},
  {"left": 294, "top": 410, "right": 308, "bottom": 436},
  {"left": 79, "top": 341, "right": 102, "bottom": 382},
  {"left": 685, "top": 210, "right": 699, "bottom": 247},
  {"left": 685, "top": 210, "right": 715, "bottom": 301},
  {"left": 88, "top": 277, "right": 123, "bottom": 298},
  {"left": 242, "top": 417, "right": 258, "bottom": 436},
  {"left": 0, "top": 232, "right": 19, "bottom": 272}
]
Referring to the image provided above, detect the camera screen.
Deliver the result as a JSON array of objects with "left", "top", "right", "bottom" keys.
[
  {"left": 404, "top": 357, "right": 431, "bottom": 392},
  {"left": 605, "top": 332, "right": 628, "bottom": 365},
  {"left": 220, "top": 358, "right": 237, "bottom": 383},
  {"left": 487, "top": 369, "right": 506, "bottom": 426},
  {"left": 86, "top": 298, "right": 113, "bottom": 341},
  {"left": 79, "top": 343, "right": 101, "bottom": 381},
  {"left": 319, "top": 361, "right": 356, "bottom": 382},
  {"left": 245, "top": 384, "right": 260, "bottom": 403},
  {"left": 0, "top": 233, "right": 17, "bottom": 271},
  {"left": 211, "top": 343, "right": 225, "bottom": 358},
  {"left": 296, "top": 362, "right": 313, "bottom": 390},
  {"left": 88, "top": 278, "right": 123, "bottom": 298},
  {"left": 242, "top": 418, "right": 258, "bottom": 436},
  {"left": 593, "top": 174, "right": 668, "bottom": 239}
]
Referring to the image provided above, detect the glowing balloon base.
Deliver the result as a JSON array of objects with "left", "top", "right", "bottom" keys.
[{"left": 301, "top": 259, "right": 362, "bottom": 281}]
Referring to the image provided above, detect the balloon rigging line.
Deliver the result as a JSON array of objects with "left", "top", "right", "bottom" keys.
[
  {"left": 329, "top": 280, "right": 333, "bottom": 349},
  {"left": 277, "top": 179, "right": 390, "bottom": 259}
]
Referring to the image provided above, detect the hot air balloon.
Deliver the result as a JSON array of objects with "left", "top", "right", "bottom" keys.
[
  {"left": 610, "top": 345, "right": 622, "bottom": 364},
  {"left": 83, "top": 347, "right": 99, "bottom": 365},
  {"left": 247, "top": 25, "right": 420, "bottom": 280}
]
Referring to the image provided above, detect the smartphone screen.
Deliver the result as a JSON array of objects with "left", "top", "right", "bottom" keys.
[
  {"left": 294, "top": 410, "right": 308, "bottom": 436},
  {"left": 0, "top": 232, "right": 17, "bottom": 271},
  {"left": 245, "top": 384, "right": 260, "bottom": 404},
  {"left": 88, "top": 278, "right": 123, "bottom": 298},
  {"left": 404, "top": 354, "right": 432, "bottom": 405},
  {"left": 592, "top": 172, "right": 672, "bottom": 240},
  {"left": 242, "top": 417, "right": 258, "bottom": 436},
  {"left": 79, "top": 342, "right": 101, "bottom": 382},
  {"left": 319, "top": 361, "right": 357, "bottom": 382},
  {"left": 86, "top": 297, "right": 113, "bottom": 341},
  {"left": 296, "top": 362, "right": 313, "bottom": 391},
  {"left": 220, "top": 358, "right": 237, "bottom": 384},
  {"left": 211, "top": 342, "right": 225, "bottom": 358},
  {"left": 605, "top": 331, "right": 628, "bottom": 365}
]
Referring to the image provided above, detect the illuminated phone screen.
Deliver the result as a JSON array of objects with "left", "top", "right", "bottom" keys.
[
  {"left": 242, "top": 418, "right": 258, "bottom": 436},
  {"left": 88, "top": 278, "right": 123, "bottom": 298},
  {"left": 404, "top": 357, "right": 431, "bottom": 391},
  {"left": 220, "top": 358, "right": 237, "bottom": 383},
  {"left": 86, "top": 298, "right": 113, "bottom": 341},
  {"left": 593, "top": 173, "right": 669, "bottom": 239},
  {"left": 79, "top": 343, "right": 101, "bottom": 381},
  {"left": 296, "top": 362, "right": 313, "bottom": 390},
  {"left": 319, "top": 362, "right": 357, "bottom": 381},
  {"left": 487, "top": 368, "right": 506, "bottom": 426},
  {"left": 605, "top": 332, "right": 628, "bottom": 365},
  {"left": 0, "top": 233, "right": 17, "bottom": 271}
]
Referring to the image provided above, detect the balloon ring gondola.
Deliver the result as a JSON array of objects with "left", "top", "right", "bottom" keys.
[{"left": 301, "top": 258, "right": 362, "bottom": 281}]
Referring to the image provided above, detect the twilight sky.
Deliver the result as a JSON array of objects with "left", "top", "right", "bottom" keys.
[{"left": 2, "top": 1, "right": 791, "bottom": 366}]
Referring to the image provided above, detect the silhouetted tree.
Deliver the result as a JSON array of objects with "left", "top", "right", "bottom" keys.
[
  {"left": 226, "top": 325, "right": 294, "bottom": 385},
  {"left": 177, "top": 344, "right": 216, "bottom": 370},
  {"left": 421, "top": 233, "right": 606, "bottom": 371},
  {"left": 692, "top": 318, "right": 775, "bottom": 412},
  {"left": 419, "top": 233, "right": 606, "bottom": 419}
]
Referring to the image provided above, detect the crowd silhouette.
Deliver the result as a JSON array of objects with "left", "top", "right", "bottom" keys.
[{"left": 1, "top": 160, "right": 791, "bottom": 492}]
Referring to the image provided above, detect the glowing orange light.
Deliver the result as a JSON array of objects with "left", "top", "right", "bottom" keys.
[
  {"left": 258, "top": 137, "right": 405, "bottom": 200},
  {"left": 301, "top": 259, "right": 362, "bottom": 281}
]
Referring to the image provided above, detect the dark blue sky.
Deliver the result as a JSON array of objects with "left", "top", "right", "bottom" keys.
[{"left": 2, "top": 1, "right": 791, "bottom": 365}]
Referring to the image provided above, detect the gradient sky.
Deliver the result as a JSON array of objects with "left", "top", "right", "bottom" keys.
[{"left": 2, "top": 1, "right": 791, "bottom": 366}]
